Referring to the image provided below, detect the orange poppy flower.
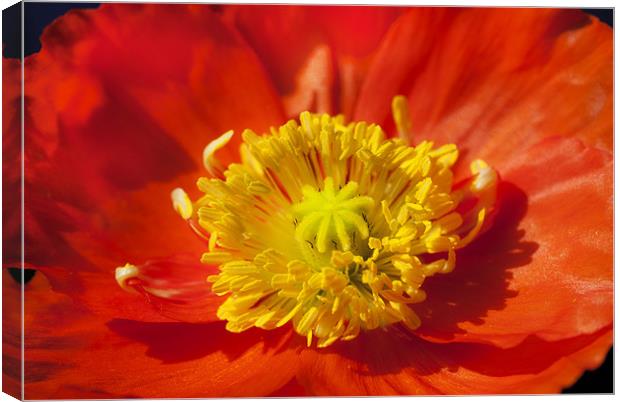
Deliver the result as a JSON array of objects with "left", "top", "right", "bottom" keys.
[{"left": 3, "top": 4, "right": 613, "bottom": 398}]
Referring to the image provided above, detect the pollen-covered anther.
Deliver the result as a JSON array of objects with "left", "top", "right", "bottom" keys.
[{"left": 165, "top": 96, "right": 497, "bottom": 348}]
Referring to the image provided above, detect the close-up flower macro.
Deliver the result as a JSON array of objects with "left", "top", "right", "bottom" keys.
[{"left": 2, "top": 3, "right": 614, "bottom": 398}]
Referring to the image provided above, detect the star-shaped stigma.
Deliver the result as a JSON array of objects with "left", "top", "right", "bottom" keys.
[{"left": 292, "top": 177, "right": 375, "bottom": 253}]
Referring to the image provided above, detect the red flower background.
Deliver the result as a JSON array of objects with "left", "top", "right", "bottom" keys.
[{"left": 2, "top": 4, "right": 613, "bottom": 398}]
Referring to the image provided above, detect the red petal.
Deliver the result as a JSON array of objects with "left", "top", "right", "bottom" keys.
[
  {"left": 3, "top": 58, "right": 23, "bottom": 269},
  {"left": 31, "top": 321, "right": 299, "bottom": 398},
  {"left": 5, "top": 270, "right": 299, "bottom": 398},
  {"left": 2, "top": 269, "right": 112, "bottom": 398},
  {"left": 3, "top": 269, "right": 22, "bottom": 399},
  {"left": 21, "top": 3, "right": 285, "bottom": 237},
  {"left": 5, "top": 4, "right": 287, "bottom": 302},
  {"left": 267, "top": 376, "right": 309, "bottom": 397},
  {"left": 227, "top": 5, "right": 402, "bottom": 116},
  {"left": 35, "top": 4, "right": 284, "bottom": 160},
  {"left": 9, "top": 173, "right": 214, "bottom": 322},
  {"left": 355, "top": 8, "right": 612, "bottom": 158},
  {"left": 297, "top": 325, "right": 611, "bottom": 395},
  {"left": 417, "top": 137, "right": 612, "bottom": 347},
  {"left": 108, "top": 254, "right": 223, "bottom": 323}
]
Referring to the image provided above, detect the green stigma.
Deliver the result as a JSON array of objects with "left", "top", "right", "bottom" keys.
[{"left": 292, "top": 177, "right": 374, "bottom": 254}]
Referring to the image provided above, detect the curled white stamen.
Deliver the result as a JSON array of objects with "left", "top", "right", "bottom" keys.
[
  {"left": 203, "top": 130, "right": 234, "bottom": 178},
  {"left": 115, "top": 263, "right": 140, "bottom": 293},
  {"left": 470, "top": 159, "right": 498, "bottom": 211},
  {"left": 171, "top": 187, "right": 193, "bottom": 220},
  {"left": 471, "top": 160, "right": 497, "bottom": 192}
]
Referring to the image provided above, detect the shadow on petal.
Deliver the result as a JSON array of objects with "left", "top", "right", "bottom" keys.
[
  {"left": 416, "top": 181, "right": 538, "bottom": 341},
  {"left": 298, "top": 324, "right": 611, "bottom": 395},
  {"left": 106, "top": 319, "right": 293, "bottom": 364}
]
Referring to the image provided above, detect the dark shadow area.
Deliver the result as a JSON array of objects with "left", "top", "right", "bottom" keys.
[
  {"left": 8, "top": 267, "right": 36, "bottom": 284},
  {"left": 2, "top": 2, "right": 21, "bottom": 58},
  {"left": 435, "top": 326, "right": 612, "bottom": 378},
  {"left": 584, "top": 8, "right": 613, "bottom": 27},
  {"left": 106, "top": 319, "right": 292, "bottom": 364},
  {"left": 301, "top": 324, "right": 447, "bottom": 378},
  {"left": 3, "top": 2, "right": 100, "bottom": 58},
  {"left": 564, "top": 346, "right": 613, "bottom": 393},
  {"left": 415, "top": 181, "right": 534, "bottom": 339}
]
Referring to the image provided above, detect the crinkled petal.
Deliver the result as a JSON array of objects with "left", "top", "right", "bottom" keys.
[
  {"left": 417, "top": 137, "right": 612, "bottom": 347},
  {"left": 38, "top": 321, "right": 299, "bottom": 398},
  {"left": 4, "top": 270, "right": 299, "bottom": 398},
  {"left": 4, "top": 4, "right": 286, "bottom": 310},
  {"left": 297, "top": 325, "right": 611, "bottom": 395},
  {"left": 355, "top": 8, "right": 612, "bottom": 159}
]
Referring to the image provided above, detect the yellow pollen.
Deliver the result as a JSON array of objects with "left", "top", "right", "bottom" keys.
[{"left": 119, "top": 96, "right": 497, "bottom": 348}]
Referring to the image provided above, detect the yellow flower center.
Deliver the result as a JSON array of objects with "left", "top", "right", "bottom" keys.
[{"left": 118, "top": 96, "right": 497, "bottom": 348}]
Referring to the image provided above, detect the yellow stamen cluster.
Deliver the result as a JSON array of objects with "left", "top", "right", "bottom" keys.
[{"left": 173, "top": 102, "right": 496, "bottom": 348}]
